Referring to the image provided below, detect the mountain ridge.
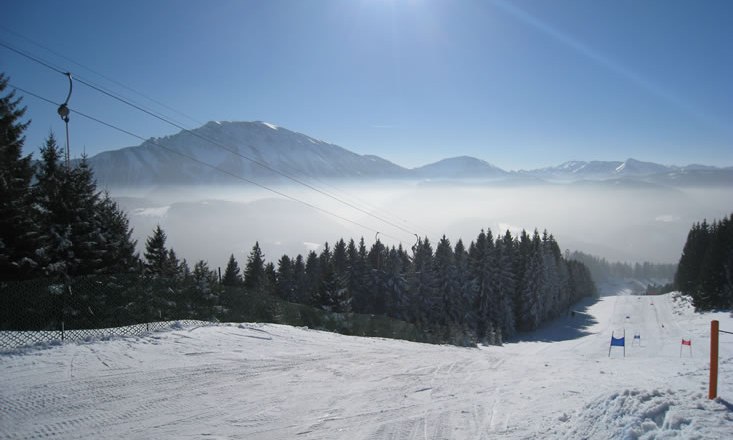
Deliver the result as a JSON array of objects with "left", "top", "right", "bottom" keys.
[{"left": 84, "top": 121, "right": 732, "bottom": 187}]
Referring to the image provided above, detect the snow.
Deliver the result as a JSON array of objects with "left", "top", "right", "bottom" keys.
[
  {"left": 2, "top": 290, "right": 732, "bottom": 439},
  {"left": 261, "top": 122, "right": 278, "bottom": 130}
]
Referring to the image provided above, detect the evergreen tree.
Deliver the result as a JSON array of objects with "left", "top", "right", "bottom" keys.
[
  {"left": 0, "top": 74, "right": 35, "bottom": 280},
  {"left": 222, "top": 254, "right": 243, "bottom": 286},
  {"left": 95, "top": 192, "right": 139, "bottom": 273},
  {"left": 347, "top": 238, "right": 370, "bottom": 313},
  {"left": 263, "top": 262, "right": 277, "bottom": 296},
  {"left": 453, "top": 239, "right": 476, "bottom": 332},
  {"left": 494, "top": 231, "right": 516, "bottom": 339},
  {"left": 32, "top": 135, "right": 71, "bottom": 279},
  {"left": 675, "top": 221, "right": 710, "bottom": 298},
  {"left": 383, "top": 246, "right": 409, "bottom": 320},
  {"left": 243, "top": 242, "right": 266, "bottom": 293},
  {"left": 367, "top": 239, "right": 388, "bottom": 314},
  {"left": 292, "top": 254, "right": 307, "bottom": 303},
  {"left": 304, "top": 250, "right": 321, "bottom": 305},
  {"left": 434, "top": 235, "right": 457, "bottom": 326},
  {"left": 408, "top": 237, "right": 437, "bottom": 326},
  {"left": 31, "top": 137, "right": 109, "bottom": 277},
  {"left": 673, "top": 216, "right": 733, "bottom": 310},
  {"left": 144, "top": 225, "right": 169, "bottom": 275},
  {"left": 276, "top": 254, "right": 295, "bottom": 301}
]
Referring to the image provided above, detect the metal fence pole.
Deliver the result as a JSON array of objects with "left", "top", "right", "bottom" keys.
[{"left": 709, "top": 320, "right": 719, "bottom": 400}]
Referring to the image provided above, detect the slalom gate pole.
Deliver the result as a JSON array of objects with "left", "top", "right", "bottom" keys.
[{"left": 709, "top": 320, "right": 718, "bottom": 399}]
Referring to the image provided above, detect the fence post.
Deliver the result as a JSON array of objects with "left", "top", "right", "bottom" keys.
[{"left": 710, "top": 320, "right": 719, "bottom": 400}]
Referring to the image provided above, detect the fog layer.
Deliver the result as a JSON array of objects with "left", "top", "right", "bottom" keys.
[{"left": 113, "top": 181, "right": 730, "bottom": 271}]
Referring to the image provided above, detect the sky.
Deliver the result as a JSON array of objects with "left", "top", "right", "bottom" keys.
[{"left": 2, "top": 0, "right": 732, "bottom": 171}]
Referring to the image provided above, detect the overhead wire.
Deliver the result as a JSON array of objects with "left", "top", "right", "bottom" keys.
[
  {"left": 10, "top": 83, "right": 406, "bottom": 242},
  {"left": 1, "top": 39, "right": 426, "bottom": 240},
  {"left": 1, "top": 37, "right": 429, "bottom": 239},
  {"left": 0, "top": 25, "right": 202, "bottom": 127},
  {"left": 72, "top": 75, "right": 422, "bottom": 238}
]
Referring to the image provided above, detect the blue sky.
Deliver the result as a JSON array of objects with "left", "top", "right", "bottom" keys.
[{"left": 3, "top": 0, "right": 731, "bottom": 170}]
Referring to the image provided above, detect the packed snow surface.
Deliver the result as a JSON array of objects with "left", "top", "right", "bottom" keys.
[{"left": 2, "top": 290, "right": 732, "bottom": 439}]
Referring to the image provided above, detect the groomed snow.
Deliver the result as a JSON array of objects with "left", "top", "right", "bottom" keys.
[{"left": 1, "top": 290, "right": 732, "bottom": 439}]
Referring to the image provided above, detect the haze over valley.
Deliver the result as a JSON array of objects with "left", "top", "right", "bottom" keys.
[{"left": 90, "top": 121, "right": 732, "bottom": 271}]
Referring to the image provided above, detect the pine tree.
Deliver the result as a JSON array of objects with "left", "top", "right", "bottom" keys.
[
  {"left": 453, "top": 239, "right": 476, "bottom": 333},
  {"left": 222, "top": 254, "right": 243, "bottom": 286},
  {"left": 494, "top": 231, "right": 516, "bottom": 339},
  {"left": 304, "top": 250, "right": 321, "bottom": 305},
  {"left": 144, "top": 225, "right": 169, "bottom": 275},
  {"left": 347, "top": 238, "right": 370, "bottom": 313},
  {"left": 409, "top": 237, "right": 437, "bottom": 326},
  {"left": 434, "top": 235, "right": 457, "bottom": 326},
  {"left": 675, "top": 221, "right": 710, "bottom": 299},
  {"left": 244, "top": 241, "right": 266, "bottom": 294},
  {"left": 95, "top": 192, "right": 139, "bottom": 273},
  {"left": 276, "top": 254, "right": 295, "bottom": 301},
  {"left": 31, "top": 134, "right": 67, "bottom": 279},
  {"left": 0, "top": 74, "right": 36, "bottom": 280},
  {"left": 292, "top": 254, "right": 307, "bottom": 304},
  {"left": 383, "top": 246, "right": 408, "bottom": 320}
]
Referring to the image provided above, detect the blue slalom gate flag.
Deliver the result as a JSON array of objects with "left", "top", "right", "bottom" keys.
[{"left": 609, "top": 330, "right": 626, "bottom": 357}]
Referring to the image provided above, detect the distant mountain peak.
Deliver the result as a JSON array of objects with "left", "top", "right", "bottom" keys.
[{"left": 412, "top": 156, "right": 507, "bottom": 178}]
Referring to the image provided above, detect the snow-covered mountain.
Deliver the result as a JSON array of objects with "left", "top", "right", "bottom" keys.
[
  {"left": 88, "top": 121, "right": 408, "bottom": 186},
  {"left": 86, "top": 121, "right": 732, "bottom": 187},
  {"left": 411, "top": 156, "right": 507, "bottom": 179}
]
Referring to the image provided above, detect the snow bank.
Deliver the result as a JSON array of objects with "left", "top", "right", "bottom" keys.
[{"left": 549, "top": 389, "right": 733, "bottom": 439}]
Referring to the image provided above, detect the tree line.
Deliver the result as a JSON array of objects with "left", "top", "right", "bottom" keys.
[
  {"left": 567, "top": 251, "right": 676, "bottom": 284},
  {"left": 212, "top": 228, "right": 597, "bottom": 344},
  {"left": 675, "top": 215, "right": 733, "bottom": 310}
]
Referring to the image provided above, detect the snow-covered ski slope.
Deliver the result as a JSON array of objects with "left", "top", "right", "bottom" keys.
[{"left": 2, "top": 289, "right": 732, "bottom": 439}]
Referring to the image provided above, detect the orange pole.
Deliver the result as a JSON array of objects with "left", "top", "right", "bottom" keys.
[{"left": 709, "top": 320, "right": 719, "bottom": 400}]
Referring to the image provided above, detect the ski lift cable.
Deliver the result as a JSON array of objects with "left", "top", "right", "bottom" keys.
[
  {"left": 10, "top": 84, "right": 406, "bottom": 243},
  {"left": 0, "top": 25, "right": 202, "bottom": 127},
  {"left": 73, "top": 76, "right": 421, "bottom": 238},
  {"left": 2, "top": 40, "right": 421, "bottom": 239},
  {"left": 4, "top": 26, "right": 426, "bottom": 234}
]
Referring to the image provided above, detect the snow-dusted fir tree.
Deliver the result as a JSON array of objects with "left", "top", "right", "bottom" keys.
[
  {"left": 95, "top": 192, "right": 139, "bottom": 273},
  {"left": 222, "top": 254, "right": 243, "bottom": 286},
  {"left": 409, "top": 237, "right": 437, "bottom": 326},
  {"left": 517, "top": 231, "right": 543, "bottom": 331},
  {"left": 144, "top": 225, "right": 170, "bottom": 275},
  {"left": 292, "top": 254, "right": 307, "bottom": 304},
  {"left": 383, "top": 245, "right": 409, "bottom": 320},
  {"left": 0, "top": 73, "right": 35, "bottom": 280},
  {"left": 304, "top": 250, "right": 321, "bottom": 305},
  {"left": 324, "top": 239, "right": 351, "bottom": 312},
  {"left": 346, "top": 238, "right": 370, "bottom": 313},
  {"left": 32, "top": 134, "right": 74, "bottom": 279},
  {"left": 244, "top": 242, "right": 266, "bottom": 294},
  {"left": 275, "top": 254, "right": 295, "bottom": 301},
  {"left": 32, "top": 135, "right": 138, "bottom": 279},
  {"left": 494, "top": 231, "right": 517, "bottom": 339},
  {"left": 434, "top": 235, "right": 458, "bottom": 326},
  {"left": 453, "top": 239, "right": 477, "bottom": 333},
  {"left": 366, "top": 239, "right": 389, "bottom": 314},
  {"left": 469, "top": 229, "right": 498, "bottom": 341}
]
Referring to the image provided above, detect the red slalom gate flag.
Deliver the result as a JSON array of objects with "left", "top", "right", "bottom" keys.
[{"left": 682, "top": 339, "right": 692, "bottom": 346}]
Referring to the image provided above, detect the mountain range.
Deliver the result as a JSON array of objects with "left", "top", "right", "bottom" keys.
[{"left": 85, "top": 121, "right": 733, "bottom": 187}]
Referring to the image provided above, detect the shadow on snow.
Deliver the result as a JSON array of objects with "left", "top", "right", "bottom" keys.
[{"left": 510, "top": 296, "right": 600, "bottom": 343}]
